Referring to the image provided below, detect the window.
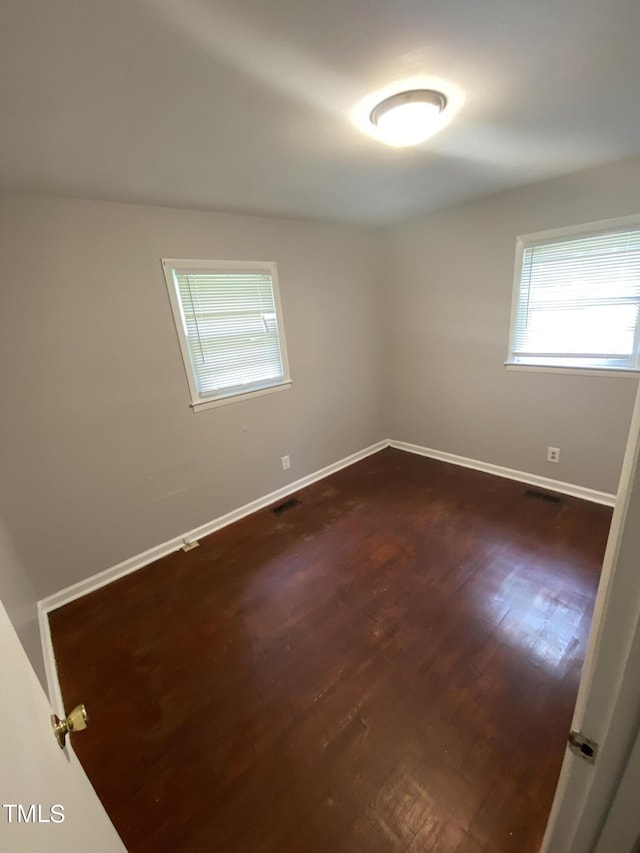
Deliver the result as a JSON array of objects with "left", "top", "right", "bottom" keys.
[
  {"left": 507, "top": 218, "right": 640, "bottom": 373},
  {"left": 162, "top": 259, "right": 291, "bottom": 410}
]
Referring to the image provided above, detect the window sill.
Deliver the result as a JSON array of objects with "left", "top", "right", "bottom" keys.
[
  {"left": 505, "top": 363, "right": 640, "bottom": 378},
  {"left": 191, "top": 380, "right": 292, "bottom": 412}
]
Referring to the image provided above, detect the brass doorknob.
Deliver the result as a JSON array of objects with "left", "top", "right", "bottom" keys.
[{"left": 51, "top": 704, "right": 89, "bottom": 749}]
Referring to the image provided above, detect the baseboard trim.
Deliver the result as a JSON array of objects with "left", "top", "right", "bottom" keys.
[
  {"left": 40, "top": 436, "right": 616, "bottom": 618},
  {"left": 388, "top": 440, "right": 617, "bottom": 507},
  {"left": 39, "top": 440, "right": 388, "bottom": 616},
  {"left": 38, "top": 436, "right": 616, "bottom": 709}
]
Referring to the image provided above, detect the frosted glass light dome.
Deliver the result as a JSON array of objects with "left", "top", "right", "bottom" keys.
[{"left": 369, "top": 89, "right": 447, "bottom": 147}]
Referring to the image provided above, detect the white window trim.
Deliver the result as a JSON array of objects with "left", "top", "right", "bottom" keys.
[
  {"left": 506, "top": 213, "right": 640, "bottom": 377},
  {"left": 505, "top": 363, "right": 640, "bottom": 378},
  {"left": 162, "top": 258, "right": 292, "bottom": 411}
]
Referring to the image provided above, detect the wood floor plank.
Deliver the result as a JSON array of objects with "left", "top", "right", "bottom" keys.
[{"left": 49, "top": 448, "right": 612, "bottom": 852}]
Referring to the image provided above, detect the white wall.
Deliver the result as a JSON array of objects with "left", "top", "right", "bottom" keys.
[
  {"left": 383, "top": 156, "right": 640, "bottom": 495},
  {"left": 0, "top": 194, "right": 384, "bottom": 599},
  {"left": 1, "top": 155, "right": 638, "bottom": 621}
]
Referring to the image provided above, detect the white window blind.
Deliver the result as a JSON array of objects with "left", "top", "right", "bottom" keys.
[
  {"left": 162, "top": 260, "right": 291, "bottom": 409},
  {"left": 509, "top": 225, "right": 640, "bottom": 370}
]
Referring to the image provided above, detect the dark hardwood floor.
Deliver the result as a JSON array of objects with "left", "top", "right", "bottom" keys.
[{"left": 49, "top": 448, "right": 612, "bottom": 852}]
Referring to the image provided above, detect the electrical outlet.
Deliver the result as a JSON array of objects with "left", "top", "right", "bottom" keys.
[
  {"left": 281, "top": 455, "right": 291, "bottom": 471},
  {"left": 547, "top": 447, "right": 560, "bottom": 463}
]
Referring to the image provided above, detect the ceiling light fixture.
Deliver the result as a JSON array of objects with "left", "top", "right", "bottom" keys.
[{"left": 369, "top": 89, "right": 447, "bottom": 148}]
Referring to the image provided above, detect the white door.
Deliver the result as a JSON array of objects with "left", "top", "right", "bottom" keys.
[
  {"left": 0, "top": 595, "right": 125, "bottom": 852},
  {"left": 594, "top": 720, "right": 640, "bottom": 853},
  {"left": 541, "top": 379, "right": 640, "bottom": 852}
]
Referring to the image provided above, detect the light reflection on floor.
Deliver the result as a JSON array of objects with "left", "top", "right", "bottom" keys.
[{"left": 482, "top": 557, "right": 594, "bottom": 672}]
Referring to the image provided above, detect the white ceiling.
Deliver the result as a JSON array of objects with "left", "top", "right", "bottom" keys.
[{"left": 1, "top": 0, "right": 639, "bottom": 224}]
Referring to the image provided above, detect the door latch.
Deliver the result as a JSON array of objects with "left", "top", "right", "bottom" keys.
[{"left": 568, "top": 729, "right": 598, "bottom": 764}]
